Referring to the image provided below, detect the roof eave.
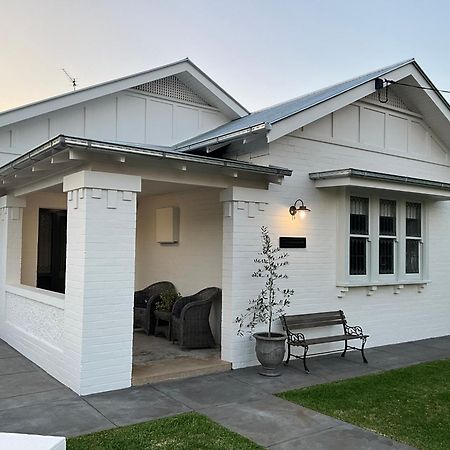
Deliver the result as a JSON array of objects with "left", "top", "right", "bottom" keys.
[{"left": 0, "top": 135, "right": 292, "bottom": 184}]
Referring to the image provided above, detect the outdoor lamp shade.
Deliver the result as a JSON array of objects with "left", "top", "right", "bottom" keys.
[{"left": 289, "top": 199, "right": 310, "bottom": 216}]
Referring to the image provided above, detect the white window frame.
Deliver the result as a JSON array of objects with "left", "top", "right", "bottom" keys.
[{"left": 337, "top": 189, "right": 427, "bottom": 286}]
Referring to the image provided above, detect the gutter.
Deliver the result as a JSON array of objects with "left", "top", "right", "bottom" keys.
[
  {"left": 0, "top": 135, "right": 292, "bottom": 180},
  {"left": 174, "top": 122, "right": 271, "bottom": 152}
]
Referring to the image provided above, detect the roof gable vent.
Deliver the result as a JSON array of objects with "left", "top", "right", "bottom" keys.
[
  {"left": 132, "top": 75, "right": 211, "bottom": 106},
  {"left": 363, "top": 88, "right": 418, "bottom": 113}
]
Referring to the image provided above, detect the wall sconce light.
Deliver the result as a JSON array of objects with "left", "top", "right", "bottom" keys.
[{"left": 289, "top": 198, "right": 310, "bottom": 218}]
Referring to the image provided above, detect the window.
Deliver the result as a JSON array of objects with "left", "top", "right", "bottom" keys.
[
  {"left": 379, "top": 200, "right": 396, "bottom": 275},
  {"left": 349, "top": 197, "right": 369, "bottom": 275},
  {"left": 344, "top": 195, "right": 424, "bottom": 283},
  {"left": 405, "top": 203, "right": 421, "bottom": 274}
]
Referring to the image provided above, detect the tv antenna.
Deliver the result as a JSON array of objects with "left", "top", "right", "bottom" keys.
[{"left": 61, "top": 68, "right": 77, "bottom": 91}]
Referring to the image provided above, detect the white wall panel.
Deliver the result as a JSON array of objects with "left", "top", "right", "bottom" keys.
[
  {"left": 146, "top": 100, "right": 173, "bottom": 145},
  {"left": 117, "top": 94, "right": 146, "bottom": 143},
  {"left": 409, "top": 120, "right": 427, "bottom": 155},
  {"left": 173, "top": 105, "right": 200, "bottom": 141},
  {"left": 13, "top": 117, "right": 49, "bottom": 150},
  {"left": 333, "top": 105, "right": 359, "bottom": 142},
  {"left": 386, "top": 114, "right": 408, "bottom": 152},
  {"left": 429, "top": 135, "right": 447, "bottom": 162},
  {"left": 49, "top": 107, "right": 84, "bottom": 138},
  {"left": 361, "top": 107, "right": 385, "bottom": 148},
  {"left": 303, "top": 114, "right": 332, "bottom": 138},
  {"left": 0, "top": 129, "right": 10, "bottom": 150},
  {"left": 200, "top": 110, "right": 226, "bottom": 132},
  {"left": 85, "top": 96, "right": 117, "bottom": 141}
]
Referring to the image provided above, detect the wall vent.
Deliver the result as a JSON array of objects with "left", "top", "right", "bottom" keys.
[{"left": 132, "top": 75, "right": 211, "bottom": 106}]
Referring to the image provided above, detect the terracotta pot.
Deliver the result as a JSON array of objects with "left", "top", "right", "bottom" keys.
[{"left": 253, "top": 332, "right": 287, "bottom": 377}]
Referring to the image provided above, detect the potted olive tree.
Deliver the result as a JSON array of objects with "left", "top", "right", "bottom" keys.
[{"left": 236, "top": 226, "right": 294, "bottom": 376}]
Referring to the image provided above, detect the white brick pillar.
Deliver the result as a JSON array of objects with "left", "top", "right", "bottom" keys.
[
  {"left": 220, "top": 187, "right": 269, "bottom": 368},
  {"left": 0, "top": 195, "right": 26, "bottom": 333},
  {"left": 63, "top": 171, "right": 141, "bottom": 395}
]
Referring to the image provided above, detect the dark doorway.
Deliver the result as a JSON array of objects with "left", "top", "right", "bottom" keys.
[{"left": 37, "top": 209, "right": 67, "bottom": 293}]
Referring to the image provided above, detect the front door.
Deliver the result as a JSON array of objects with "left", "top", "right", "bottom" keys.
[{"left": 37, "top": 208, "right": 67, "bottom": 293}]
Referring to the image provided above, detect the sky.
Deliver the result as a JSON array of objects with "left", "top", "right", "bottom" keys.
[{"left": 1, "top": 0, "right": 450, "bottom": 113}]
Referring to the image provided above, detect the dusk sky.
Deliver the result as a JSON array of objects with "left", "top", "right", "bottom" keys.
[{"left": 2, "top": 0, "right": 450, "bottom": 112}]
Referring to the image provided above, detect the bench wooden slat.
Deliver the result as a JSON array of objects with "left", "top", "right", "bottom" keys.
[
  {"left": 288, "top": 319, "right": 344, "bottom": 329},
  {"left": 288, "top": 334, "right": 368, "bottom": 346},
  {"left": 284, "top": 310, "right": 343, "bottom": 322},
  {"left": 282, "top": 311, "right": 345, "bottom": 330}
]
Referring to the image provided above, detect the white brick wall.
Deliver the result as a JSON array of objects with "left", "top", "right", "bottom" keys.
[
  {"left": 224, "top": 132, "right": 450, "bottom": 369},
  {"left": 63, "top": 173, "right": 141, "bottom": 395}
]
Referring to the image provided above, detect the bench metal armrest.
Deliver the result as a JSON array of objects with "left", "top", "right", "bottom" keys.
[
  {"left": 345, "top": 325, "right": 365, "bottom": 337},
  {"left": 287, "top": 330, "right": 306, "bottom": 345}
]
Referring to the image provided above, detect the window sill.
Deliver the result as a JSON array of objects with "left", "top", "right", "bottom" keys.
[
  {"left": 337, "top": 280, "right": 429, "bottom": 298},
  {"left": 5, "top": 283, "right": 65, "bottom": 309}
]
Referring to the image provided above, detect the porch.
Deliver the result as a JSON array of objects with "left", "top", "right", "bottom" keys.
[{"left": 0, "top": 135, "right": 289, "bottom": 395}]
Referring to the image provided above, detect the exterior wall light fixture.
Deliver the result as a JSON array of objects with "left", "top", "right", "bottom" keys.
[{"left": 289, "top": 198, "right": 310, "bottom": 218}]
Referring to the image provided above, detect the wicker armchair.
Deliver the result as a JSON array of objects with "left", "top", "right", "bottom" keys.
[
  {"left": 134, "top": 281, "right": 176, "bottom": 335},
  {"left": 171, "top": 287, "right": 221, "bottom": 349}
]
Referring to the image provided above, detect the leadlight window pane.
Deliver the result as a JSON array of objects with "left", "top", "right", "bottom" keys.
[
  {"left": 350, "top": 237, "right": 366, "bottom": 275},
  {"left": 350, "top": 197, "right": 369, "bottom": 235},
  {"left": 379, "top": 199, "right": 396, "bottom": 236},
  {"left": 379, "top": 238, "right": 394, "bottom": 274},
  {"left": 406, "top": 239, "right": 420, "bottom": 273},
  {"left": 406, "top": 203, "right": 421, "bottom": 237}
]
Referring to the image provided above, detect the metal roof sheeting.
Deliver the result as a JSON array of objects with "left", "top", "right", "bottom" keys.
[{"left": 175, "top": 59, "right": 415, "bottom": 152}]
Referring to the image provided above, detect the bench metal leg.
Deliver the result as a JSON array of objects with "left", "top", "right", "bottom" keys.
[
  {"left": 303, "top": 346, "right": 310, "bottom": 373},
  {"left": 341, "top": 340, "right": 348, "bottom": 358},
  {"left": 285, "top": 343, "right": 291, "bottom": 365},
  {"left": 361, "top": 339, "right": 368, "bottom": 364}
]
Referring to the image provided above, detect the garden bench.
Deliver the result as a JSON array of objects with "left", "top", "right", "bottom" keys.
[{"left": 280, "top": 310, "right": 369, "bottom": 373}]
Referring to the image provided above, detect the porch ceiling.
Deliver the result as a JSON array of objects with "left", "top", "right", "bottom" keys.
[{"left": 0, "top": 135, "right": 292, "bottom": 197}]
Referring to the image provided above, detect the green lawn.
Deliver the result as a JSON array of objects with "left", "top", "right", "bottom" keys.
[
  {"left": 67, "top": 412, "right": 262, "bottom": 450},
  {"left": 278, "top": 359, "right": 450, "bottom": 450}
]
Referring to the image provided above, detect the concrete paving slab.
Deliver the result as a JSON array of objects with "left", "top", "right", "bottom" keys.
[
  {"left": 202, "top": 395, "right": 339, "bottom": 448},
  {"left": 0, "top": 398, "right": 114, "bottom": 437},
  {"left": 154, "top": 372, "right": 265, "bottom": 409},
  {"left": 288, "top": 353, "right": 379, "bottom": 383},
  {"left": 413, "top": 337, "right": 450, "bottom": 352},
  {"left": 0, "top": 356, "right": 40, "bottom": 376},
  {"left": 230, "top": 364, "right": 329, "bottom": 394},
  {"left": 0, "top": 388, "right": 79, "bottom": 412},
  {"left": 341, "top": 348, "right": 419, "bottom": 371},
  {"left": 0, "top": 371, "right": 62, "bottom": 399},
  {"left": 375, "top": 341, "right": 450, "bottom": 363},
  {"left": 268, "top": 423, "right": 415, "bottom": 449},
  {"left": 84, "top": 385, "right": 191, "bottom": 427},
  {"left": 0, "top": 343, "right": 20, "bottom": 359}
]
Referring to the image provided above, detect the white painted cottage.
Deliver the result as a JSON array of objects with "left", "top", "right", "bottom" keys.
[{"left": 0, "top": 58, "right": 449, "bottom": 395}]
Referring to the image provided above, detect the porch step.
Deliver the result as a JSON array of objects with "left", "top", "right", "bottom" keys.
[{"left": 132, "top": 356, "right": 231, "bottom": 385}]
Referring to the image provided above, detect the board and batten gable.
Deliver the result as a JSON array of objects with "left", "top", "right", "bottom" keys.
[
  {"left": 0, "top": 88, "right": 229, "bottom": 165},
  {"left": 295, "top": 91, "right": 449, "bottom": 165}
]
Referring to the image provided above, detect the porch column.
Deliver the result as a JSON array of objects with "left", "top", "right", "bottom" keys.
[
  {"left": 63, "top": 171, "right": 141, "bottom": 395},
  {"left": 220, "top": 187, "right": 269, "bottom": 368},
  {"left": 0, "top": 196, "right": 26, "bottom": 331}
]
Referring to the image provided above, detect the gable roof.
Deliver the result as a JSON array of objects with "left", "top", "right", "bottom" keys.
[
  {"left": 175, "top": 58, "right": 450, "bottom": 152},
  {"left": 0, "top": 58, "right": 249, "bottom": 128}
]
